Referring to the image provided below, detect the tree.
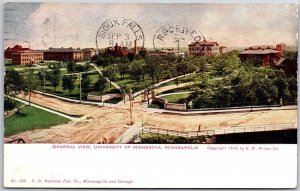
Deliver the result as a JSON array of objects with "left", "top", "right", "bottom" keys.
[
  {"left": 211, "top": 53, "right": 240, "bottom": 76},
  {"left": 81, "top": 74, "right": 91, "bottom": 96},
  {"left": 193, "top": 56, "right": 208, "bottom": 74},
  {"left": 176, "top": 60, "right": 196, "bottom": 75},
  {"left": 102, "top": 65, "right": 118, "bottom": 87},
  {"left": 127, "top": 52, "right": 135, "bottom": 62},
  {"left": 48, "top": 63, "right": 62, "bottom": 92},
  {"left": 75, "top": 64, "right": 86, "bottom": 73},
  {"left": 94, "top": 76, "right": 107, "bottom": 97},
  {"left": 117, "top": 63, "right": 129, "bottom": 80},
  {"left": 23, "top": 68, "right": 40, "bottom": 106},
  {"left": 66, "top": 61, "right": 76, "bottom": 73},
  {"left": 188, "top": 74, "right": 214, "bottom": 108},
  {"left": 145, "top": 56, "right": 160, "bottom": 83},
  {"left": 139, "top": 48, "right": 147, "bottom": 58},
  {"left": 62, "top": 76, "right": 75, "bottom": 95},
  {"left": 37, "top": 69, "right": 47, "bottom": 86},
  {"left": 95, "top": 54, "right": 113, "bottom": 68},
  {"left": 4, "top": 68, "right": 25, "bottom": 99},
  {"left": 129, "top": 60, "right": 146, "bottom": 83}
]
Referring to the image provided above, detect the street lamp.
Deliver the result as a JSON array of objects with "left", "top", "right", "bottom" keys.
[
  {"left": 78, "top": 73, "right": 82, "bottom": 103},
  {"left": 41, "top": 72, "right": 46, "bottom": 94}
]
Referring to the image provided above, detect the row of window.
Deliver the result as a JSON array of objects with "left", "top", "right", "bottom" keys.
[{"left": 189, "top": 47, "right": 212, "bottom": 51}]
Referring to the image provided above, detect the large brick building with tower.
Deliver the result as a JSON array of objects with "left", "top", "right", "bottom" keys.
[
  {"left": 188, "top": 40, "right": 226, "bottom": 56},
  {"left": 5, "top": 45, "right": 43, "bottom": 65}
]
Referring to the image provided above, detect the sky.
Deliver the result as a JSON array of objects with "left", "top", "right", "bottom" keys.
[{"left": 4, "top": 3, "right": 299, "bottom": 50}]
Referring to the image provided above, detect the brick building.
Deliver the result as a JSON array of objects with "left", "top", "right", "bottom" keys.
[
  {"left": 239, "top": 44, "right": 283, "bottom": 66},
  {"left": 11, "top": 50, "right": 43, "bottom": 65},
  {"left": 5, "top": 45, "right": 43, "bottom": 65},
  {"left": 188, "top": 40, "right": 224, "bottom": 56},
  {"left": 4, "top": 45, "right": 31, "bottom": 59},
  {"left": 43, "top": 47, "right": 83, "bottom": 61},
  {"left": 105, "top": 43, "right": 129, "bottom": 57},
  {"left": 82, "top": 48, "right": 97, "bottom": 61}
]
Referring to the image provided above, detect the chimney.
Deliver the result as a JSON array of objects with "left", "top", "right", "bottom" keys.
[
  {"left": 134, "top": 40, "right": 137, "bottom": 54},
  {"left": 276, "top": 44, "right": 283, "bottom": 58}
]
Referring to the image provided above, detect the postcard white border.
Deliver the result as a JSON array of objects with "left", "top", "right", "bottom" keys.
[{"left": 1, "top": 0, "right": 299, "bottom": 190}]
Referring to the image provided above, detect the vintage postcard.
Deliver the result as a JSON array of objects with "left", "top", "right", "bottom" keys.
[{"left": 3, "top": 2, "right": 298, "bottom": 188}]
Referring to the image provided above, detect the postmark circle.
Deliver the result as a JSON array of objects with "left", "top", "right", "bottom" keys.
[
  {"left": 153, "top": 24, "right": 206, "bottom": 51},
  {"left": 96, "top": 17, "right": 145, "bottom": 51}
]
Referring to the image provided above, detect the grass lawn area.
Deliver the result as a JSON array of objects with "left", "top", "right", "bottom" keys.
[
  {"left": 159, "top": 87, "right": 191, "bottom": 95},
  {"left": 161, "top": 93, "right": 190, "bottom": 104},
  {"left": 148, "top": 103, "right": 164, "bottom": 109},
  {"left": 104, "top": 97, "right": 123, "bottom": 104},
  {"left": 114, "top": 74, "right": 152, "bottom": 92},
  {"left": 38, "top": 72, "right": 119, "bottom": 99},
  {"left": 5, "top": 59, "right": 12, "bottom": 66},
  {"left": 158, "top": 74, "right": 196, "bottom": 87},
  {"left": 4, "top": 105, "right": 70, "bottom": 136}
]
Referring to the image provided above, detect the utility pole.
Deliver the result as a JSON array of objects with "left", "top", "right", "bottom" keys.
[
  {"left": 174, "top": 37, "right": 185, "bottom": 54},
  {"left": 79, "top": 72, "right": 82, "bottom": 103},
  {"left": 43, "top": 73, "right": 46, "bottom": 94},
  {"left": 129, "top": 89, "right": 133, "bottom": 125}
]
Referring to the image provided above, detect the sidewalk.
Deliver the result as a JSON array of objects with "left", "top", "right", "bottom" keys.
[
  {"left": 90, "top": 63, "right": 122, "bottom": 90},
  {"left": 34, "top": 90, "right": 122, "bottom": 107},
  {"left": 10, "top": 96, "right": 80, "bottom": 121},
  {"left": 114, "top": 122, "right": 143, "bottom": 143}
]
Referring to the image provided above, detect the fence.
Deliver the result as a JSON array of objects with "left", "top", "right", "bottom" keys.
[
  {"left": 140, "top": 127, "right": 215, "bottom": 138},
  {"left": 138, "top": 123, "right": 296, "bottom": 139},
  {"left": 212, "top": 123, "right": 296, "bottom": 135}
]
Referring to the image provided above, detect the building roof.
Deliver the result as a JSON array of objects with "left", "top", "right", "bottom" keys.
[
  {"left": 82, "top": 48, "right": 96, "bottom": 51},
  {"left": 11, "top": 50, "right": 43, "bottom": 54},
  {"left": 5, "top": 45, "right": 31, "bottom": 51},
  {"left": 44, "top": 47, "right": 82, "bottom": 53},
  {"left": 188, "top": 40, "right": 218, "bottom": 46},
  {"left": 245, "top": 45, "right": 276, "bottom": 50},
  {"left": 239, "top": 49, "right": 279, "bottom": 55}
]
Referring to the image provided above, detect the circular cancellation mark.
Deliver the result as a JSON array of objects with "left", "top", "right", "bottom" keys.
[
  {"left": 153, "top": 23, "right": 206, "bottom": 51},
  {"left": 96, "top": 17, "right": 145, "bottom": 51}
]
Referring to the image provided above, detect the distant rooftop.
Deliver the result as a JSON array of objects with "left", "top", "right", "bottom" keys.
[
  {"left": 245, "top": 45, "right": 276, "bottom": 50},
  {"left": 44, "top": 47, "right": 82, "bottom": 53},
  {"left": 239, "top": 49, "right": 279, "bottom": 55},
  {"left": 188, "top": 40, "right": 219, "bottom": 46}
]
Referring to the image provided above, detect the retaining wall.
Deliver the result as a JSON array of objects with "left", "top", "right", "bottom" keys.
[
  {"left": 152, "top": 97, "right": 186, "bottom": 111},
  {"left": 87, "top": 93, "right": 122, "bottom": 102}
]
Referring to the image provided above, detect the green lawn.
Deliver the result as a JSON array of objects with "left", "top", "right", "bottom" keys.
[
  {"left": 158, "top": 74, "right": 196, "bottom": 87},
  {"left": 161, "top": 93, "right": 190, "bottom": 104},
  {"left": 4, "top": 105, "right": 70, "bottom": 136},
  {"left": 159, "top": 87, "right": 191, "bottom": 95},
  {"left": 5, "top": 59, "right": 12, "bottom": 65},
  {"left": 148, "top": 103, "right": 163, "bottom": 109},
  {"left": 38, "top": 72, "right": 119, "bottom": 99},
  {"left": 114, "top": 74, "right": 152, "bottom": 92}
]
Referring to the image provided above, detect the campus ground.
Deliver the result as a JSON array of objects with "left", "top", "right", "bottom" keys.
[{"left": 6, "top": 92, "right": 297, "bottom": 144}]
